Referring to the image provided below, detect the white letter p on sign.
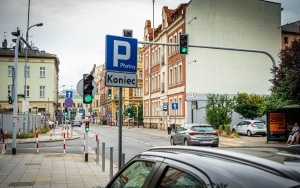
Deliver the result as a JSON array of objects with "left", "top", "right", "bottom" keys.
[{"left": 113, "top": 40, "right": 130, "bottom": 67}]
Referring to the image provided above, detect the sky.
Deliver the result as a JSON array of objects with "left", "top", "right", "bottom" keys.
[{"left": 1, "top": 0, "right": 299, "bottom": 91}]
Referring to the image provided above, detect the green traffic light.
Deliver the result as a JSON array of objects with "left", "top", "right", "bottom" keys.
[
  {"left": 181, "top": 47, "right": 187, "bottom": 53},
  {"left": 84, "top": 94, "right": 94, "bottom": 103}
]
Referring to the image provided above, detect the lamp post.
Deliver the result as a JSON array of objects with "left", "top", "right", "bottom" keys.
[{"left": 24, "top": 23, "right": 43, "bottom": 102}]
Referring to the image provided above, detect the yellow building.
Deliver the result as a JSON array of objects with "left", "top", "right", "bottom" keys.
[
  {"left": 0, "top": 40, "right": 59, "bottom": 121},
  {"left": 98, "top": 48, "right": 143, "bottom": 126}
]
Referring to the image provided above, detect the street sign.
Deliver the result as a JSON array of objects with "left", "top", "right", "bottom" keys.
[
  {"left": 105, "top": 71, "right": 137, "bottom": 88},
  {"left": 76, "top": 79, "right": 97, "bottom": 97},
  {"left": 172, "top": 103, "right": 178, "bottom": 110},
  {"left": 64, "top": 98, "right": 73, "bottom": 107},
  {"left": 163, "top": 102, "right": 168, "bottom": 111},
  {"left": 66, "top": 90, "right": 73, "bottom": 98},
  {"left": 105, "top": 35, "right": 138, "bottom": 73}
]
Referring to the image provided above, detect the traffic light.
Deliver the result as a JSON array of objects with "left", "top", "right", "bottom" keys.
[
  {"left": 108, "top": 88, "right": 112, "bottom": 98},
  {"left": 83, "top": 74, "right": 94, "bottom": 104},
  {"left": 123, "top": 29, "right": 133, "bottom": 38},
  {"left": 85, "top": 121, "right": 90, "bottom": 132},
  {"left": 8, "top": 96, "right": 13, "bottom": 104},
  {"left": 11, "top": 27, "right": 21, "bottom": 53},
  {"left": 128, "top": 112, "right": 131, "bottom": 116},
  {"left": 179, "top": 34, "right": 188, "bottom": 55}
]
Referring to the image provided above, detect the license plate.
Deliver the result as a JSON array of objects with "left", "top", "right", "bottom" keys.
[{"left": 201, "top": 141, "right": 211, "bottom": 143}]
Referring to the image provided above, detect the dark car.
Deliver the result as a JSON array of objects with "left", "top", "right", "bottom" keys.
[
  {"left": 170, "top": 123, "right": 219, "bottom": 147},
  {"left": 106, "top": 146, "right": 300, "bottom": 188}
]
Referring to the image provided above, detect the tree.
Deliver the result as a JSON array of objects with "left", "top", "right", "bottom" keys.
[
  {"left": 233, "top": 92, "right": 266, "bottom": 119},
  {"left": 270, "top": 39, "right": 300, "bottom": 104},
  {"left": 123, "top": 103, "right": 143, "bottom": 121},
  {"left": 206, "top": 94, "right": 234, "bottom": 129}
]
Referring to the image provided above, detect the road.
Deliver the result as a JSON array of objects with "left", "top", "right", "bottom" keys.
[{"left": 5, "top": 124, "right": 285, "bottom": 166}]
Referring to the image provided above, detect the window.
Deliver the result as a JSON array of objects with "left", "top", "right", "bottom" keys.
[
  {"left": 25, "top": 86, "right": 30, "bottom": 98},
  {"left": 111, "top": 161, "right": 155, "bottom": 188},
  {"left": 8, "top": 66, "right": 13, "bottom": 77},
  {"left": 40, "top": 67, "right": 45, "bottom": 77},
  {"left": 169, "top": 69, "right": 173, "bottom": 85},
  {"left": 40, "top": 86, "right": 45, "bottom": 97},
  {"left": 158, "top": 167, "right": 204, "bottom": 187},
  {"left": 8, "top": 85, "right": 12, "bottom": 96},
  {"left": 138, "top": 71, "right": 143, "bottom": 79},
  {"left": 24, "top": 66, "right": 30, "bottom": 78},
  {"left": 135, "top": 88, "right": 142, "bottom": 97},
  {"left": 174, "top": 66, "right": 178, "bottom": 84},
  {"left": 145, "top": 54, "right": 148, "bottom": 70},
  {"left": 179, "top": 65, "right": 182, "bottom": 83},
  {"left": 284, "top": 37, "right": 288, "bottom": 44}
]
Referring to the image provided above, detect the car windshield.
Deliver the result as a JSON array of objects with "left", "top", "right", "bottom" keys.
[{"left": 191, "top": 126, "right": 214, "bottom": 132}]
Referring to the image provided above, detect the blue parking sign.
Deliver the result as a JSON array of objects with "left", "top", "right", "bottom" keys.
[{"left": 105, "top": 35, "right": 138, "bottom": 73}]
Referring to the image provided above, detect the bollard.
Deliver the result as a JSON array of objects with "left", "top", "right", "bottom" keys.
[
  {"left": 110, "top": 147, "right": 113, "bottom": 179},
  {"left": 36, "top": 131, "right": 39, "bottom": 154},
  {"left": 1, "top": 143, "right": 6, "bottom": 154},
  {"left": 96, "top": 139, "right": 99, "bottom": 164},
  {"left": 122, "top": 153, "right": 125, "bottom": 167},
  {"left": 83, "top": 134, "right": 85, "bottom": 155},
  {"left": 63, "top": 132, "right": 66, "bottom": 155},
  {"left": 102, "top": 142, "right": 105, "bottom": 172}
]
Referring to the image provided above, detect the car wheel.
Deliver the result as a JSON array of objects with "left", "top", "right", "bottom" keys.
[
  {"left": 184, "top": 139, "right": 189, "bottom": 146},
  {"left": 170, "top": 137, "right": 176, "bottom": 145},
  {"left": 232, "top": 129, "right": 235, "bottom": 133},
  {"left": 247, "top": 130, "right": 252, "bottom": 137},
  {"left": 262, "top": 134, "right": 266, "bottom": 137},
  {"left": 212, "top": 144, "right": 219, "bottom": 147}
]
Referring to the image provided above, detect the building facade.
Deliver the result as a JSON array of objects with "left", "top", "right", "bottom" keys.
[
  {"left": 0, "top": 39, "right": 60, "bottom": 121},
  {"left": 142, "top": 0, "right": 282, "bottom": 128},
  {"left": 185, "top": 0, "right": 281, "bottom": 125},
  {"left": 282, "top": 20, "right": 300, "bottom": 49},
  {"left": 142, "top": 4, "right": 188, "bottom": 129}
]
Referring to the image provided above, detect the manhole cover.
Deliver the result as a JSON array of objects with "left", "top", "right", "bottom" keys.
[{"left": 8, "top": 182, "right": 35, "bottom": 186}]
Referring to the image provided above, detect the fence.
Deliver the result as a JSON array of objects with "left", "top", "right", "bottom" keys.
[{"left": 0, "top": 114, "right": 43, "bottom": 134}]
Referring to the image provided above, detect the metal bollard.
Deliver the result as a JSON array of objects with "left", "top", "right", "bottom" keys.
[
  {"left": 96, "top": 140, "right": 99, "bottom": 164},
  {"left": 110, "top": 147, "right": 113, "bottom": 179},
  {"left": 122, "top": 153, "right": 125, "bottom": 167},
  {"left": 102, "top": 142, "right": 105, "bottom": 172}
]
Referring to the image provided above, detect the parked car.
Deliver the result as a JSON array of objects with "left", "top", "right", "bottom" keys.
[
  {"left": 106, "top": 146, "right": 300, "bottom": 188},
  {"left": 231, "top": 120, "right": 267, "bottom": 136},
  {"left": 170, "top": 123, "right": 219, "bottom": 147},
  {"left": 72, "top": 116, "right": 82, "bottom": 127}
]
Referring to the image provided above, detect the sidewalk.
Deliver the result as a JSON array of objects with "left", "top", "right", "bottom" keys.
[{"left": 0, "top": 126, "right": 115, "bottom": 188}]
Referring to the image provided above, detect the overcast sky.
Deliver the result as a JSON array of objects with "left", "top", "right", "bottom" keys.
[{"left": 1, "top": 0, "right": 299, "bottom": 90}]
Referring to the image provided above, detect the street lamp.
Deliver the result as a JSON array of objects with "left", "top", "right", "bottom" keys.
[{"left": 24, "top": 22, "right": 43, "bottom": 103}]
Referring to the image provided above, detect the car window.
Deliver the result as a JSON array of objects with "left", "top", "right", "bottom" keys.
[
  {"left": 158, "top": 167, "right": 205, "bottom": 188},
  {"left": 111, "top": 161, "right": 155, "bottom": 188},
  {"left": 191, "top": 126, "right": 214, "bottom": 132},
  {"left": 237, "top": 121, "right": 243, "bottom": 126}
]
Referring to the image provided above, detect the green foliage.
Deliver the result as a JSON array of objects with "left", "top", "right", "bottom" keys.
[
  {"left": 271, "top": 39, "right": 300, "bottom": 104},
  {"left": 206, "top": 94, "right": 234, "bottom": 129},
  {"left": 123, "top": 103, "right": 143, "bottom": 121},
  {"left": 38, "top": 125, "right": 50, "bottom": 134},
  {"left": 233, "top": 92, "right": 266, "bottom": 119}
]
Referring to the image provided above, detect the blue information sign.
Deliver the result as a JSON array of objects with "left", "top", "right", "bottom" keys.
[
  {"left": 66, "top": 90, "right": 73, "bottom": 98},
  {"left": 172, "top": 103, "right": 178, "bottom": 110}
]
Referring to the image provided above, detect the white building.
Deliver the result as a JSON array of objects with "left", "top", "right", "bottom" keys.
[{"left": 185, "top": 0, "right": 282, "bottom": 124}]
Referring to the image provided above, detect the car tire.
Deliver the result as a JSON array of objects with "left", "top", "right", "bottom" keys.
[
  {"left": 262, "top": 134, "right": 266, "bottom": 137},
  {"left": 247, "top": 130, "right": 252, "bottom": 137},
  {"left": 170, "top": 137, "right": 175, "bottom": 145},
  {"left": 232, "top": 129, "right": 235, "bottom": 133},
  {"left": 184, "top": 139, "right": 189, "bottom": 146},
  {"left": 212, "top": 144, "right": 219, "bottom": 147}
]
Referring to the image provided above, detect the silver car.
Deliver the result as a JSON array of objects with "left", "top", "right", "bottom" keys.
[
  {"left": 231, "top": 120, "right": 267, "bottom": 136},
  {"left": 170, "top": 123, "right": 219, "bottom": 147}
]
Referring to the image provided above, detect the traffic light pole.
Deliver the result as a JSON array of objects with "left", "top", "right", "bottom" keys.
[
  {"left": 85, "top": 104, "right": 88, "bottom": 162},
  {"left": 118, "top": 87, "right": 123, "bottom": 170},
  {"left": 11, "top": 36, "right": 22, "bottom": 155}
]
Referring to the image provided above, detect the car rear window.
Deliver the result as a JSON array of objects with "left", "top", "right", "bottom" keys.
[
  {"left": 191, "top": 126, "right": 214, "bottom": 132},
  {"left": 254, "top": 122, "right": 265, "bottom": 128}
]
